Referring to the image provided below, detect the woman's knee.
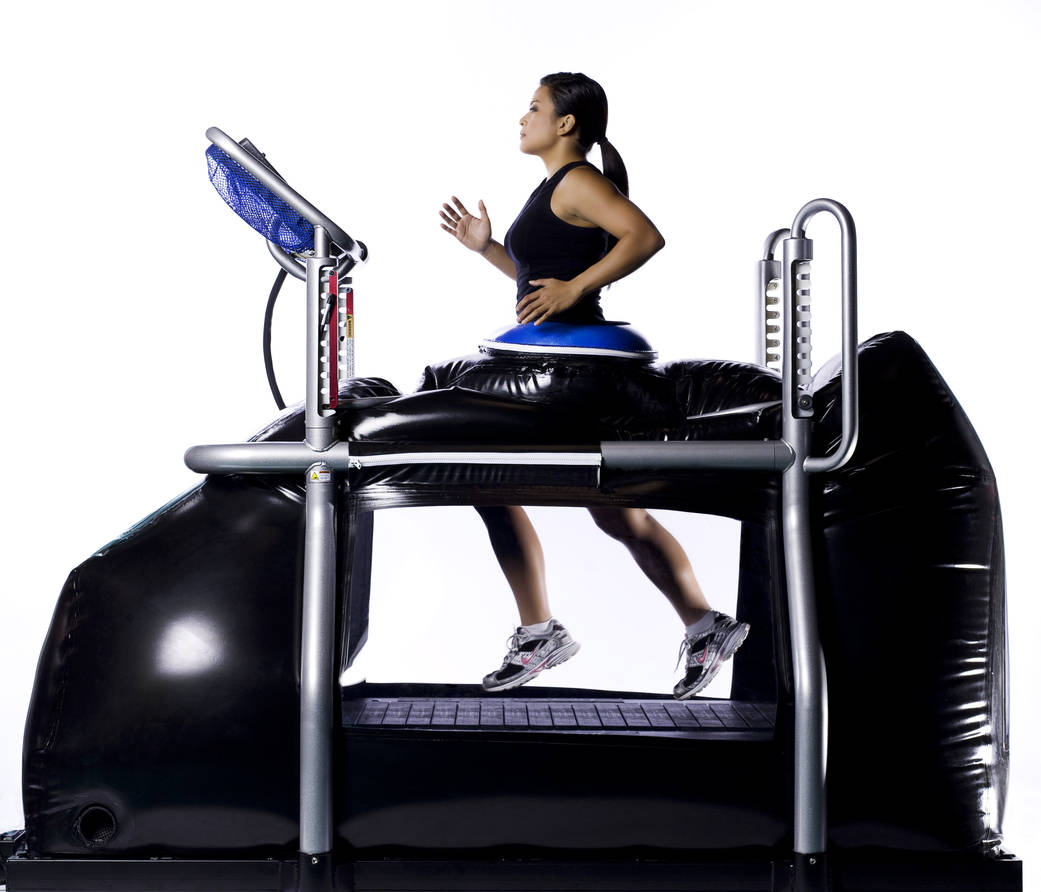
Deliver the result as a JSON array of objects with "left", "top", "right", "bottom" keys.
[
  {"left": 588, "top": 507, "right": 649, "bottom": 542},
  {"left": 475, "top": 505, "right": 527, "bottom": 534}
]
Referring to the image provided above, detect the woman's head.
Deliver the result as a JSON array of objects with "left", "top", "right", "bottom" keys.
[
  {"left": 538, "top": 72, "right": 609, "bottom": 153},
  {"left": 533, "top": 71, "right": 629, "bottom": 197}
]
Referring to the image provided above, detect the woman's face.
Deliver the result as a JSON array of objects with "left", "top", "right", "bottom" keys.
[{"left": 519, "top": 85, "right": 562, "bottom": 155}]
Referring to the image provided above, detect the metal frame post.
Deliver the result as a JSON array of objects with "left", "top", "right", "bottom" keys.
[
  {"left": 198, "top": 129, "right": 366, "bottom": 892},
  {"left": 781, "top": 432, "right": 829, "bottom": 852},
  {"left": 780, "top": 232, "right": 828, "bottom": 860},
  {"left": 300, "top": 224, "right": 338, "bottom": 892},
  {"left": 299, "top": 461, "right": 336, "bottom": 892},
  {"left": 776, "top": 199, "right": 859, "bottom": 891}
]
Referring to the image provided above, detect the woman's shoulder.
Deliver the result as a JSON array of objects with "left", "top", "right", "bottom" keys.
[
  {"left": 554, "top": 162, "right": 620, "bottom": 202},
  {"left": 560, "top": 160, "right": 605, "bottom": 179},
  {"left": 549, "top": 163, "right": 621, "bottom": 228}
]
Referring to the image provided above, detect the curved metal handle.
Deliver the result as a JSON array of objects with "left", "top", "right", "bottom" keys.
[
  {"left": 268, "top": 240, "right": 306, "bottom": 281},
  {"left": 762, "top": 228, "right": 790, "bottom": 261},
  {"left": 206, "top": 126, "right": 365, "bottom": 263},
  {"left": 267, "top": 240, "right": 365, "bottom": 282},
  {"left": 792, "top": 199, "right": 859, "bottom": 474}
]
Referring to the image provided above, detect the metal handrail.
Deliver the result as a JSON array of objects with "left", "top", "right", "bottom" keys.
[
  {"left": 267, "top": 238, "right": 307, "bottom": 281},
  {"left": 762, "top": 228, "right": 790, "bottom": 260},
  {"left": 791, "top": 199, "right": 859, "bottom": 474}
]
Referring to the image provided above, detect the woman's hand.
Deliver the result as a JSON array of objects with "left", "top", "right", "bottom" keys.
[
  {"left": 516, "top": 278, "right": 581, "bottom": 325},
  {"left": 439, "top": 196, "right": 491, "bottom": 254}
]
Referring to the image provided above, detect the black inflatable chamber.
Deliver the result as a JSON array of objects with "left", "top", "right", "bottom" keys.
[{"left": 11, "top": 332, "right": 1015, "bottom": 889}]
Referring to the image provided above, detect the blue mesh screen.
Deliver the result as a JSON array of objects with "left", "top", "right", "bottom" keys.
[{"left": 206, "top": 145, "right": 314, "bottom": 252}]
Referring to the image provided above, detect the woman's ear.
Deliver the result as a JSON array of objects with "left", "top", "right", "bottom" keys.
[{"left": 557, "top": 114, "right": 577, "bottom": 137}]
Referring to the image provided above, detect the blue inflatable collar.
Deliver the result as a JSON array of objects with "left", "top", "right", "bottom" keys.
[{"left": 480, "top": 322, "right": 657, "bottom": 361}]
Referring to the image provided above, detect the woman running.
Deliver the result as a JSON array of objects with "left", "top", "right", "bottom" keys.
[{"left": 439, "top": 72, "right": 748, "bottom": 699}]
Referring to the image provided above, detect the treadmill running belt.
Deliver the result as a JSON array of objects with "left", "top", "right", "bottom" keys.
[{"left": 344, "top": 697, "right": 775, "bottom": 738}]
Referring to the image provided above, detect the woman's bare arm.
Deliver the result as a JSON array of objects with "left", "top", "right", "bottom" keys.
[
  {"left": 477, "top": 239, "right": 517, "bottom": 279},
  {"left": 516, "top": 168, "right": 664, "bottom": 325}
]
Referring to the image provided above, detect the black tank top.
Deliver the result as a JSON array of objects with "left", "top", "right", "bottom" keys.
[{"left": 504, "top": 160, "right": 608, "bottom": 324}]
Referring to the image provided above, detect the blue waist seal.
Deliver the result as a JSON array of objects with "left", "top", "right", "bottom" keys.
[{"left": 481, "top": 321, "right": 657, "bottom": 361}]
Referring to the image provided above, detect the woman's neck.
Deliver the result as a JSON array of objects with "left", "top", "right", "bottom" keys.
[{"left": 540, "top": 145, "right": 586, "bottom": 179}]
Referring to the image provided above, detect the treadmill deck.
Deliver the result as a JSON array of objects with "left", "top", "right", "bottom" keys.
[{"left": 343, "top": 695, "right": 775, "bottom": 740}]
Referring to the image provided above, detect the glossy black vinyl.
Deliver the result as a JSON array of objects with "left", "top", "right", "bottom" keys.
[
  {"left": 811, "top": 333, "right": 1008, "bottom": 853},
  {"left": 19, "top": 332, "right": 1009, "bottom": 865},
  {"left": 21, "top": 476, "right": 305, "bottom": 857},
  {"left": 416, "top": 352, "right": 682, "bottom": 432}
]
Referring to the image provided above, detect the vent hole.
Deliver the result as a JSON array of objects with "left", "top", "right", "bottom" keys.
[{"left": 76, "top": 805, "right": 117, "bottom": 848}]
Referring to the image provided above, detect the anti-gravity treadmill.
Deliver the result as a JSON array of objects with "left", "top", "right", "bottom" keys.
[{"left": 0, "top": 129, "right": 1020, "bottom": 892}]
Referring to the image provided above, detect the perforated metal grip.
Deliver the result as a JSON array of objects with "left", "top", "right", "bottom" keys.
[
  {"left": 757, "top": 261, "right": 782, "bottom": 369},
  {"left": 757, "top": 229, "right": 789, "bottom": 370},
  {"left": 305, "top": 228, "right": 336, "bottom": 450},
  {"left": 319, "top": 270, "right": 337, "bottom": 411},
  {"left": 782, "top": 238, "right": 814, "bottom": 419}
]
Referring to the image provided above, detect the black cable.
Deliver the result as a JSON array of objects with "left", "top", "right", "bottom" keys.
[{"left": 263, "top": 268, "right": 288, "bottom": 410}]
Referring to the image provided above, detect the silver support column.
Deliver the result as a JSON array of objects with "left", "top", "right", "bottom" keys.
[
  {"left": 299, "top": 462, "right": 336, "bottom": 866},
  {"left": 781, "top": 422, "right": 828, "bottom": 854},
  {"left": 781, "top": 229, "right": 828, "bottom": 859},
  {"left": 778, "top": 200, "right": 857, "bottom": 875}
]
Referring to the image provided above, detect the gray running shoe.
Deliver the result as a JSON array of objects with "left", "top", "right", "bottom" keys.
[
  {"left": 482, "top": 621, "right": 580, "bottom": 692},
  {"left": 673, "top": 611, "right": 750, "bottom": 699}
]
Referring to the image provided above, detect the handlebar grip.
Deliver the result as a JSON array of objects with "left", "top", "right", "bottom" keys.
[{"left": 792, "top": 199, "right": 859, "bottom": 474}]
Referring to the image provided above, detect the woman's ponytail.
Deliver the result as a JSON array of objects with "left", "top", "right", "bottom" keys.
[
  {"left": 598, "top": 136, "right": 629, "bottom": 198},
  {"left": 540, "top": 73, "right": 632, "bottom": 260},
  {"left": 541, "top": 72, "right": 629, "bottom": 196}
]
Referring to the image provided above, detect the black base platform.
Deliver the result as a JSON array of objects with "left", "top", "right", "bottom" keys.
[
  {"left": 4, "top": 684, "right": 1021, "bottom": 889},
  {"left": 337, "top": 683, "right": 788, "bottom": 851},
  {"left": 2, "top": 851, "right": 1022, "bottom": 892}
]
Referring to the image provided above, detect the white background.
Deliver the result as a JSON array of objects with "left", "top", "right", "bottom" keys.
[{"left": 1, "top": 0, "right": 1037, "bottom": 878}]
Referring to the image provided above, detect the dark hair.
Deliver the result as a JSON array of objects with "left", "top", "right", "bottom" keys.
[{"left": 540, "top": 72, "right": 629, "bottom": 198}]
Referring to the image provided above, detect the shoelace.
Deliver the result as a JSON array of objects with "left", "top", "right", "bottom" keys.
[
  {"left": 497, "top": 629, "right": 528, "bottom": 670},
  {"left": 674, "top": 636, "right": 693, "bottom": 672},
  {"left": 674, "top": 625, "right": 715, "bottom": 671}
]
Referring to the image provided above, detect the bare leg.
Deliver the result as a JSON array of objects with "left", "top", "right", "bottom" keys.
[
  {"left": 588, "top": 507, "right": 711, "bottom": 626},
  {"left": 475, "top": 506, "right": 551, "bottom": 626}
]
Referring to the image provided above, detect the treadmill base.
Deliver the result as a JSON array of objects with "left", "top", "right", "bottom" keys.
[{"left": 3, "top": 851, "right": 1022, "bottom": 892}]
